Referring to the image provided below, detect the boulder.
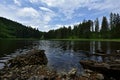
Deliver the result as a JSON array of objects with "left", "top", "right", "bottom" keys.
[{"left": 8, "top": 49, "right": 48, "bottom": 68}]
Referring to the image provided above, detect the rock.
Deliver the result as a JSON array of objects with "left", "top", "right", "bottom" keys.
[
  {"left": 8, "top": 49, "right": 48, "bottom": 68},
  {"left": 115, "top": 50, "right": 120, "bottom": 53},
  {"left": 28, "top": 75, "right": 48, "bottom": 80},
  {"left": 82, "top": 72, "right": 90, "bottom": 78},
  {"left": 84, "top": 69, "right": 93, "bottom": 73},
  {"left": 96, "top": 73, "right": 104, "bottom": 80},
  {"left": 68, "top": 68, "right": 77, "bottom": 75},
  {"left": 68, "top": 68, "right": 77, "bottom": 78},
  {"left": 0, "top": 49, "right": 49, "bottom": 80}
]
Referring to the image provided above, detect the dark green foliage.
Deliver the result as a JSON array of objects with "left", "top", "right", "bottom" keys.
[
  {"left": 45, "top": 20, "right": 93, "bottom": 39},
  {"left": 100, "top": 16, "right": 109, "bottom": 38},
  {"left": 0, "top": 17, "right": 43, "bottom": 39},
  {"left": 95, "top": 18, "right": 99, "bottom": 32},
  {"left": 44, "top": 13, "right": 120, "bottom": 39},
  {"left": 1, "top": 12, "right": 120, "bottom": 39},
  {"left": 110, "top": 13, "right": 120, "bottom": 38}
]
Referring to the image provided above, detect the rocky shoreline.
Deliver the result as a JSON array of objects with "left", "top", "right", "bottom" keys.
[
  {"left": 80, "top": 51, "right": 120, "bottom": 80},
  {"left": 0, "top": 49, "right": 106, "bottom": 80}
]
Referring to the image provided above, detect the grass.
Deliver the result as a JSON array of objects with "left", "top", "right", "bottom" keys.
[
  {"left": 0, "top": 38, "right": 120, "bottom": 42},
  {"left": 0, "top": 38, "right": 41, "bottom": 40},
  {"left": 49, "top": 38, "right": 120, "bottom": 42}
]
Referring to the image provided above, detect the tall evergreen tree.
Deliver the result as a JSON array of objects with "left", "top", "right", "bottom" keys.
[
  {"left": 100, "top": 16, "right": 109, "bottom": 38},
  {"left": 95, "top": 18, "right": 99, "bottom": 32},
  {"left": 110, "top": 13, "right": 114, "bottom": 29}
]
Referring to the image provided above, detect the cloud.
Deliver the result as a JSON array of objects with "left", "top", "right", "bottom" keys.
[
  {"left": 86, "top": 0, "right": 120, "bottom": 13},
  {"left": 0, "top": 1, "right": 56, "bottom": 31},
  {"left": 40, "top": 0, "right": 79, "bottom": 19},
  {"left": 13, "top": 0, "right": 21, "bottom": 6},
  {"left": 40, "top": 0, "right": 99, "bottom": 20},
  {"left": 29, "top": 0, "right": 40, "bottom": 3},
  {"left": 0, "top": 0, "right": 120, "bottom": 32},
  {"left": 16, "top": 7, "right": 56, "bottom": 31},
  {"left": 0, "top": 4, "right": 19, "bottom": 20},
  {"left": 40, "top": 0, "right": 120, "bottom": 20},
  {"left": 39, "top": 7, "right": 53, "bottom": 12},
  {"left": 17, "top": 7, "right": 39, "bottom": 18}
]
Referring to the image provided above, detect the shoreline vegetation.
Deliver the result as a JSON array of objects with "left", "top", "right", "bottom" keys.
[
  {"left": 50, "top": 39, "right": 120, "bottom": 42},
  {"left": 0, "top": 38, "right": 120, "bottom": 42}
]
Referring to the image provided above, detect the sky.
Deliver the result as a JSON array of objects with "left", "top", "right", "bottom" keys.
[{"left": 0, "top": 0, "right": 120, "bottom": 32}]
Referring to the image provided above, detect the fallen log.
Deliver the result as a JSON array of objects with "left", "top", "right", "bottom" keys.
[{"left": 80, "top": 60, "right": 120, "bottom": 80}]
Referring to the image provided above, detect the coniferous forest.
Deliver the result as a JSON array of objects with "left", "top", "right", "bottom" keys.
[
  {"left": 45, "top": 13, "right": 120, "bottom": 39},
  {"left": 0, "top": 13, "right": 120, "bottom": 39}
]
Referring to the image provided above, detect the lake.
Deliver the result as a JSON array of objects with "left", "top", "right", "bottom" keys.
[{"left": 0, "top": 40, "right": 120, "bottom": 74}]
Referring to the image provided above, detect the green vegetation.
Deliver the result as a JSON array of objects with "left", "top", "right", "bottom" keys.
[
  {"left": 0, "top": 17, "right": 43, "bottom": 39},
  {"left": 0, "top": 13, "right": 120, "bottom": 40},
  {"left": 44, "top": 13, "right": 120, "bottom": 40},
  {"left": 49, "top": 39, "right": 120, "bottom": 42}
]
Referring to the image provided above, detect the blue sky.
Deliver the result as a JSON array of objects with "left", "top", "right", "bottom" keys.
[{"left": 0, "top": 0, "right": 120, "bottom": 31}]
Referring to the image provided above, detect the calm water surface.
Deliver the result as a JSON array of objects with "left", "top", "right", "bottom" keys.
[{"left": 0, "top": 40, "right": 120, "bottom": 74}]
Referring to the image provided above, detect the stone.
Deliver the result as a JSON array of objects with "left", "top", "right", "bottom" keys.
[
  {"left": 8, "top": 49, "right": 48, "bottom": 68},
  {"left": 96, "top": 73, "right": 104, "bottom": 80},
  {"left": 82, "top": 72, "right": 90, "bottom": 78},
  {"left": 84, "top": 69, "right": 93, "bottom": 73},
  {"left": 68, "top": 68, "right": 77, "bottom": 78}
]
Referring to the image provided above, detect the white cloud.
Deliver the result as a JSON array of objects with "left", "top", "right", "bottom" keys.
[
  {"left": 40, "top": 0, "right": 120, "bottom": 20},
  {"left": 0, "top": 1, "right": 56, "bottom": 31},
  {"left": 17, "top": 7, "right": 39, "bottom": 18},
  {"left": 0, "top": 4, "right": 19, "bottom": 21},
  {"left": 13, "top": 0, "right": 21, "bottom": 6},
  {"left": 43, "top": 22, "right": 80, "bottom": 32},
  {"left": 0, "top": 0, "right": 120, "bottom": 32},
  {"left": 87, "top": 0, "right": 120, "bottom": 13},
  {"left": 40, "top": 0, "right": 99, "bottom": 20},
  {"left": 29, "top": 0, "right": 40, "bottom": 3},
  {"left": 39, "top": 7, "right": 53, "bottom": 12},
  {"left": 17, "top": 7, "right": 56, "bottom": 31}
]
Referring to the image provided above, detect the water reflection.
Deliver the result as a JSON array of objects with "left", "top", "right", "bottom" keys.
[
  {"left": 37, "top": 40, "right": 120, "bottom": 73},
  {"left": 0, "top": 40, "right": 120, "bottom": 73}
]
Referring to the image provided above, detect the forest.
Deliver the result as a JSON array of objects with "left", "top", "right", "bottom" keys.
[
  {"left": 45, "top": 13, "right": 120, "bottom": 39},
  {"left": 0, "top": 13, "right": 120, "bottom": 39}
]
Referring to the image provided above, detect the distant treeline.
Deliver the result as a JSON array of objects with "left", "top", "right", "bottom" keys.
[
  {"left": 44, "top": 13, "right": 120, "bottom": 39},
  {"left": 0, "top": 13, "right": 120, "bottom": 39},
  {"left": 0, "top": 17, "right": 43, "bottom": 39}
]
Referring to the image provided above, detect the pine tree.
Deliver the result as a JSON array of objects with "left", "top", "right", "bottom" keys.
[
  {"left": 95, "top": 18, "right": 99, "bottom": 32},
  {"left": 100, "top": 16, "right": 109, "bottom": 38}
]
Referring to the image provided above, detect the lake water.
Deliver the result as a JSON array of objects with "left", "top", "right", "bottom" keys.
[{"left": 0, "top": 40, "right": 120, "bottom": 74}]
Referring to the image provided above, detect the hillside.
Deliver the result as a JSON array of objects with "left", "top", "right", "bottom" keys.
[{"left": 0, "top": 17, "right": 43, "bottom": 39}]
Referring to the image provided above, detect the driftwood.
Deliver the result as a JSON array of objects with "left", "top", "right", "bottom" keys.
[
  {"left": 90, "top": 53, "right": 120, "bottom": 57},
  {"left": 80, "top": 60, "right": 120, "bottom": 79}
]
